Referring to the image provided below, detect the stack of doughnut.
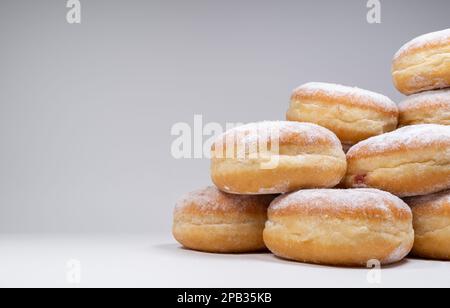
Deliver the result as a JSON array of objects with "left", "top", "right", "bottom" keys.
[{"left": 173, "top": 28, "right": 450, "bottom": 266}]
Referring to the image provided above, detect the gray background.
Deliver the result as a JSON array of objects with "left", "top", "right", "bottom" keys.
[{"left": 0, "top": 0, "right": 448, "bottom": 233}]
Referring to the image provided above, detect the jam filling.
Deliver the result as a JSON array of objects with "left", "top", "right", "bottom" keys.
[{"left": 354, "top": 174, "right": 367, "bottom": 186}]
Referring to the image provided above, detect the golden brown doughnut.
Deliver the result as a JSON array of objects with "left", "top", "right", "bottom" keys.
[
  {"left": 211, "top": 121, "right": 347, "bottom": 195},
  {"left": 263, "top": 189, "right": 414, "bottom": 266},
  {"left": 172, "top": 187, "right": 276, "bottom": 253},
  {"left": 392, "top": 29, "right": 450, "bottom": 95},
  {"left": 287, "top": 82, "right": 398, "bottom": 149},
  {"left": 399, "top": 89, "right": 450, "bottom": 127},
  {"left": 405, "top": 190, "right": 450, "bottom": 260},
  {"left": 344, "top": 124, "right": 450, "bottom": 197}
]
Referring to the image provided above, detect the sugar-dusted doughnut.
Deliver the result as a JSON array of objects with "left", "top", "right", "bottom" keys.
[
  {"left": 392, "top": 29, "right": 450, "bottom": 95},
  {"left": 287, "top": 82, "right": 398, "bottom": 150},
  {"left": 344, "top": 124, "right": 450, "bottom": 197},
  {"left": 263, "top": 189, "right": 414, "bottom": 266},
  {"left": 405, "top": 190, "right": 450, "bottom": 260},
  {"left": 173, "top": 187, "right": 276, "bottom": 253},
  {"left": 399, "top": 89, "right": 450, "bottom": 127},
  {"left": 211, "top": 121, "right": 347, "bottom": 195}
]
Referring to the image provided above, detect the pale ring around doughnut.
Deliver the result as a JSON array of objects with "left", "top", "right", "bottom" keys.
[
  {"left": 405, "top": 190, "right": 450, "bottom": 260},
  {"left": 263, "top": 189, "right": 414, "bottom": 266},
  {"left": 287, "top": 82, "right": 398, "bottom": 149},
  {"left": 173, "top": 187, "right": 276, "bottom": 253}
]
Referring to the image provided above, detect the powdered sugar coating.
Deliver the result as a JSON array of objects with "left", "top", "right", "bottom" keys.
[
  {"left": 406, "top": 190, "right": 450, "bottom": 210},
  {"left": 175, "top": 186, "right": 273, "bottom": 213},
  {"left": 399, "top": 89, "right": 450, "bottom": 111},
  {"left": 214, "top": 121, "right": 342, "bottom": 149},
  {"left": 270, "top": 188, "right": 410, "bottom": 217},
  {"left": 394, "top": 28, "right": 450, "bottom": 60},
  {"left": 347, "top": 124, "right": 450, "bottom": 157},
  {"left": 383, "top": 243, "right": 412, "bottom": 264},
  {"left": 293, "top": 82, "right": 398, "bottom": 113}
]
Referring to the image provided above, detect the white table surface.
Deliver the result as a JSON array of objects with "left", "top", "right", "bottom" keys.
[{"left": 0, "top": 234, "right": 448, "bottom": 288}]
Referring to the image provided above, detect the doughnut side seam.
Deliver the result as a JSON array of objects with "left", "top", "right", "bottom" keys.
[
  {"left": 348, "top": 159, "right": 450, "bottom": 173},
  {"left": 393, "top": 52, "right": 450, "bottom": 73},
  {"left": 289, "top": 102, "right": 397, "bottom": 119},
  {"left": 175, "top": 221, "right": 265, "bottom": 227},
  {"left": 415, "top": 224, "right": 450, "bottom": 237},
  {"left": 266, "top": 221, "right": 411, "bottom": 240}
]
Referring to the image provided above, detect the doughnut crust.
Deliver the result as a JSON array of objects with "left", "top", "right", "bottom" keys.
[
  {"left": 344, "top": 124, "right": 450, "bottom": 197},
  {"left": 211, "top": 121, "right": 347, "bottom": 195},
  {"left": 405, "top": 191, "right": 450, "bottom": 260},
  {"left": 264, "top": 189, "right": 414, "bottom": 266},
  {"left": 399, "top": 89, "right": 450, "bottom": 127},
  {"left": 287, "top": 82, "right": 398, "bottom": 148},
  {"left": 173, "top": 187, "right": 276, "bottom": 253},
  {"left": 392, "top": 29, "right": 450, "bottom": 95}
]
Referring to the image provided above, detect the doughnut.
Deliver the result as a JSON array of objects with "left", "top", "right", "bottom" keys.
[
  {"left": 405, "top": 191, "right": 450, "bottom": 260},
  {"left": 287, "top": 82, "right": 398, "bottom": 150},
  {"left": 263, "top": 189, "right": 414, "bottom": 266},
  {"left": 392, "top": 29, "right": 450, "bottom": 95},
  {"left": 399, "top": 89, "right": 450, "bottom": 127},
  {"left": 211, "top": 121, "right": 347, "bottom": 195},
  {"left": 173, "top": 187, "right": 276, "bottom": 253},
  {"left": 344, "top": 124, "right": 450, "bottom": 197}
]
